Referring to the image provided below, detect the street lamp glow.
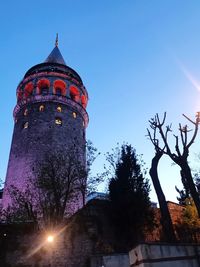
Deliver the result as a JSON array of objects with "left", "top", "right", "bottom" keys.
[{"left": 47, "top": 235, "right": 54, "bottom": 243}]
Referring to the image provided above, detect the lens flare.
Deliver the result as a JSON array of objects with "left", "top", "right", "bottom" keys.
[
  {"left": 25, "top": 224, "right": 68, "bottom": 260},
  {"left": 177, "top": 60, "right": 200, "bottom": 92}
]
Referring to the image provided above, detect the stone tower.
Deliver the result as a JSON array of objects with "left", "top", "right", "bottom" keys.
[{"left": 2, "top": 38, "right": 89, "bottom": 214}]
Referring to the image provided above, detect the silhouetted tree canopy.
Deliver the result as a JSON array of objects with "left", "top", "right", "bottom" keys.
[
  {"left": 2, "top": 141, "right": 101, "bottom": 228},
  {"left": 107, "top": 144, "right": 154, "bottom": 250}
]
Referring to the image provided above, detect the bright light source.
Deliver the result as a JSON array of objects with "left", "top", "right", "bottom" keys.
[{"left": 47, "top": 235, "right": 54, "bottom": 243}]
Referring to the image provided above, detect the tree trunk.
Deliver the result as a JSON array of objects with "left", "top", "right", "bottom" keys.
[
  {"left": 150, "top": 152, "right": 177, "bottom": 242},
  {"left": 181, "top": 163, "right": 200, "bottom": 217}
]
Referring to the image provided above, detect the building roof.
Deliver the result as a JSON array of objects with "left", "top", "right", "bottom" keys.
[{"left": 44, "top": 45, "right": 66, "bottom": 65}]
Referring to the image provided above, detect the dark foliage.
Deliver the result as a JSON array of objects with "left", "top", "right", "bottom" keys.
[
  {"left": 107, "top": 144, "right": 154, "bottom": 250},
  {"left": 175, "top": 169, "right": 193, "bottom": 205},
  {"left": 175, "top": 186, "right": 188, "bottom": 205},
  {"left": 176, "top": 168, "right": 200, "bottom": 205}
]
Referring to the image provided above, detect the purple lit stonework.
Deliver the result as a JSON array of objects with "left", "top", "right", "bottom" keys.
[{"left": 2, "top": 43, "right": 89, "bottom": 214}]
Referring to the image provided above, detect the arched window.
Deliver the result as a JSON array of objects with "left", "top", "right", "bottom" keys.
[
  {"left": 24, "top": 108, "right": 28, "bottom": 116},
  {"left": 37, "top": 79, "right": 50, "bottom": 95},
  {"left": 55, "top": 117, "right": 62, "bottom": 125},
  {"left": 53, "top": 80, "right": 66, "bottom": 96},
  {"left": 81, "top": 95, "right": 88, "bottom": 109},
  {"left": 57, "top": 106, "right": 62, "bottom": 112},
  {"left": 23, "top": 122, "right": 29, "bottom": 129},
  {"left": 70, "top": 85, "right": 80, "bottom": 102},
  {"left": 39, "top": 105, "right": 45, "bottom": 112},
  {"left": 24, "top": 82, "right": 34, "bottom": 98}
]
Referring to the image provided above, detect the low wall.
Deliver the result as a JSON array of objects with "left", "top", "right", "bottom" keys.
[
  {"left": 129, "top": 243, "right": 200, "bottom": 267},
  {"left": 91, "top": 254, "right": 129, "bottom": 267}
]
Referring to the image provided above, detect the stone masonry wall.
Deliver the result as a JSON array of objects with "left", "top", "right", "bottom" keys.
[
  {"left": 3, "top": 101, "right": 86, "bottom": 212},
  {"left": 0, "top": 200, "right": 116, "bottom": 267}
]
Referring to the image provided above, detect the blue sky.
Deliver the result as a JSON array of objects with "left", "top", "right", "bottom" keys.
[{"left": 1, "top": 0, "right": 200, "bottom": 203}]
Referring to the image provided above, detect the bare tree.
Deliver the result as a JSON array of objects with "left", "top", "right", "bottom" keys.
[
  {"left": 3, "top": 148, "right": 86, "bottom": 227},
  {"left": 78, "top": 140, "right": 103, "bottom": 205},
  {"left": 1, "top": 184, "right": 37, "bottom": 224},
  {"left": 148, "top": 112, "right": 200, "bottom": 217},
  {"left": 34, "top": 149, "right": 85, "bottom": 227},
  {"left": 147, "top": 114, "right": 176, "bottom": 242}
]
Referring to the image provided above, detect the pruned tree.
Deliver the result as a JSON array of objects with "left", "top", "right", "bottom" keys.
[
  {"left": 176, "top": 153, "right": 200, "bottom": 205},
  {"left": 106, "top": 144, "right": 154, "bottom": 250},
  {"left": 147, "top": 114, "right": 177, "bottom": 242},
  {"left": 148, "top": 112, "right": 200, "bottom": 217},
  {"left": 191, "top": 153, "right": 200, "bottom": 194}
]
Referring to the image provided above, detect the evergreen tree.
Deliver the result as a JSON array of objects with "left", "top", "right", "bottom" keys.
[{"left": 107, "top": 144, "right": 154, "bottom": 250}]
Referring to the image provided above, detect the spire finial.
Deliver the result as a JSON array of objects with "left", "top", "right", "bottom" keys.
[{"left": 55, "top": 33, "right": 58, "bottom": 47}]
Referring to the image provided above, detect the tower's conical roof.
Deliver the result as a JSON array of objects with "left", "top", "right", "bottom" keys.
[
  {"left": 45, "top": 46, "right": 66, "bottom": 65},
  {"left": 45, "top": 35, "right": 66, "bottom": 65},
  {"left": 24, "top": 35, "right": 82, "bottom": 85}
]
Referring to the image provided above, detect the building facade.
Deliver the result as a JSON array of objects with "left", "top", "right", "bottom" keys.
[{"left": 2, "top": 39, "right": 89, "bottom": 214}]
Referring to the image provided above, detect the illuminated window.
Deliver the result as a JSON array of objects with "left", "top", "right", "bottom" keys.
[
  {"left": 39, "top": 105, "right": 45, "bottom": 112},
  {"left": 72, "top": 112, "right": 77, "bottom": 118},
  {"left": 24, "top": 108, "right": 28, "bottom": 116},
  {"left": 55, "top": 117, "right": 62, "bottom": 125},
  {"left": 23, "top": 122, "right": 29, "bottom": 129},
  {"left": 83, "top": 121, "right": 85, "bottom": 127},
  {"left": 57, "top": 106, "right": 62, "bottom": 112}
]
